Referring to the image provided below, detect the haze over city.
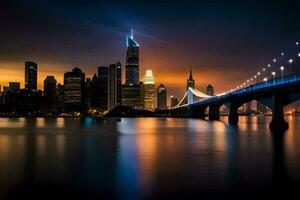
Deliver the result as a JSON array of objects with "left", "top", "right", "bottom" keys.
[{"left": 1, "top": 0, "right": 300, "bottom": 98}]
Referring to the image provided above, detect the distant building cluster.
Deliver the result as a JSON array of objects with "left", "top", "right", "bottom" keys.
[{"left": 0, "top": 30, "right": 171, "bottom": 116}]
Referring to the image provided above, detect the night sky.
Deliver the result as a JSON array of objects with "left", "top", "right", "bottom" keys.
[{"left": 1, "top": 0, "right": 300, "bottom": 99}]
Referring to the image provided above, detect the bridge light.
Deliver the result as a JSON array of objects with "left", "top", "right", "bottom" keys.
[
  {"left": 298, "top": 53, "right": 300, "bottom": 58},
  {"left": 296, "top": 42, "right": 299, "bottom": 46},
  {"left": 280, "top": 66, "right": 284, "bottom": 71},
  {"left": 257, "top": 72, "right": 261, "bottom": 75},
  {"left": 263, "top": 77, "right": 268, "bottom": 82},
  {"left": 271, "top": 72, "right": 276, "bottom": 76},
  {"left": 254, "top": 75, "right": 257, "bottom": 78},
  {"left": 251, "top": 78, "right": 253, "bottom": 81},
  {"left": 289, "top": 59, "right": 293, "bottom": 64},
  {"left": 247, "top": 80, "right": 249, "bottom": 82},
  {"left": 262, "top": 68, "right": 266, "bottom": 71},
  {"left": 268, "top": 64, "right": 271, "bottom": 67},
  {"left": 273, "top": 58, "right": 277, "bottom": 63},
  {"left": 281, "top": 52, "right": 284, "bottom": 56}
]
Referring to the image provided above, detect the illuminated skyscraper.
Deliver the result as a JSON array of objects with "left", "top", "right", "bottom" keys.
[
  {"left": 143, "top": 69, "right": 155, "bottom": 111},
  {"left": 186, "top": 68, "right": 195, "bottom": 90},
  {"left": 206, "top": 84, "right": 214, "bottom": 96},
  {"left": 108, "top": 62, "right": 122, "bottom": 110},
  {"left": 63, "top": 68, "right": 85, "bottom": 112},
  {"left": 25, "top": 61, "right": 37, "bottom": 91},
  {"left": 157, "top": 83, "right": 167, "bottom": 110},
  {"left": 125, "top": 30, "right": 139, "bottom": 85},
  {"left": 122, "top": 30, "right": 143, "bottom": 109}
]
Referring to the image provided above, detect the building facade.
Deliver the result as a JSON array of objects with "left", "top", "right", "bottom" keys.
[
  {"left": 126, "top": 30, "right": 139, "bottom": 85},
  {"left": 98, "top": 66, "right": 109, "bottom": 111},
  {"left": 44, "top": 76, "right": 57, "bottom": 98},
  {"left": 9, "top": 82, "right": 20, "bottom": 91},
  {"left": 122, "top": 30, "right": 144, "bottom": 109},
  {"left": 186, "top": 68, "right": 195, "bottom": 90},
  {"left": 206, "top": 84, "right": 214, "bottom": 96},
  {"left": 143, "top": 70, "right": 155, "bottom": 111},
  {"left": 108, "top": 62, "right": 122, "bottom": 110},
  {"left": 157, "top": 83, "right": 167, "bottom": 110},
  {"left": 25, "top": 61, "right": 38, "bottom": 91},
  {"left": 63, "top": 68, "right": 85, "bottom": 112}
]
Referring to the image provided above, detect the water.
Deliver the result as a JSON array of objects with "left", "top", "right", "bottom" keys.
[{"left": 0, "top": 116, "right": 300, "bottom": 199}]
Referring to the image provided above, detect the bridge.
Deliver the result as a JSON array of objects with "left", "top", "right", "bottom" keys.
[{"left": 170, "top": 44, "right": 300, "bottom": 130}]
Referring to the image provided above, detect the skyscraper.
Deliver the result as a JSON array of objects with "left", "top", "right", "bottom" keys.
[
  {"left": 206, "top": 84, "right": 214, "bottom": 96},
  {"left": 63, "top": 68, "right": 85, "bottom": 112},
  {"left": 44, "top": 76, "right": 57, "bottom": 97},
  {"left": 126, "top": 30, "right": 139, "bottom": 85},
  {"left": 108, "top": 62, "right": 122, "bottom": 110},
  {"left": 186, "top": 68, "right": 195, "bottom": 90},
  {"left": 25, "top": 61, "right": 38, "bottom": 91},
  {"left": 157, "top": 83, "right": 167, "bottom": 110},
  {"left": 122, "top": 30, "right": 144, "bottom": 109},
  {"left": 143, "top": 69, "right": 155, "bottom": 111},
  {"left": 56, "top": 83, "right": 64, "bottom": 112},
  {"left": 98, "top": 66, "right": 109, "bottom": 111}
]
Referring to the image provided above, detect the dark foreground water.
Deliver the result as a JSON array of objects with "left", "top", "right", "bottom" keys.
[{"left": 0, "top": 116, "right": 300, "bottom": 199}]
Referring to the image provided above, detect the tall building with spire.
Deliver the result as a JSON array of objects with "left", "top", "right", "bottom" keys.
[
  {"left": 186, "top": 68, "right": 195, "bottom": 90},
  {"left": 125, "top": 29, "right": 139, "bottom": 85},
  {"left": 122, "top": 30, "right": 144, "bottom": 110}
]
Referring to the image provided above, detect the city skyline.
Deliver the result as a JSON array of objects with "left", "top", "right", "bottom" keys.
[{"left": 1, "top": 1, "right": 300, "bottom": 99}]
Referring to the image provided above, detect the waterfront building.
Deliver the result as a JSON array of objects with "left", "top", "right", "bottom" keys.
[
  {"left": 44, "top": 76, "right": 57, "bottom": 97},
  {"left": 206, "top": 84, "right": 214, "bottom": 96},
  {"left": 186, "top": 68, "right": 195, "bottom": 90},
  {"left": 9, "top": 82, "right": 20, "bottom": 91},
  {"left": 143, "top": 70, "right": 155, "bottom": 111},
  {"left": 98, "top": 66, "right": 109, "bottom": 111},
  {"left": 108, "top": 62, "right": 122, "bottom": 110},
  {"left": 25, "top": 61, "right": 38, "bottom": 91},
  {"left": 122, "top": 83, "right": 144, "bottom": 110},
  {"left": 63, "top": 68, "right": 85, "bottom": 112},
  {"left": 157, "top": 83, "right": 167, "bottom": 110}
]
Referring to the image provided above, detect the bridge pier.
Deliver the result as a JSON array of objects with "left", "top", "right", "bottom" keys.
[
  {"left": 228, "top": 102, "right": 243, "bottom": 125},
  {"left": 209, "top": 104, "right": 221, "bottom": 121},
  {"left": 269, "top": 95, "right": 289, "bottom": 131},
  {"left": 190, "top": 106, "right": 206, "bottom": 119}
]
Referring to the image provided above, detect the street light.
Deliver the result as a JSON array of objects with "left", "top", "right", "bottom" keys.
[
  {"left": 289, "top": 59, "right": 293, "bottom": 76},
  {"left": 273, "top": 58, "right": 277, "bottom": 63},
  {"left": 268, "top": 64, "right": 271, "bottom": 68},
  {"left": 271, "top": 72, "right": 276, "bottom": 84},
  {"left": 280, "top": 65, "right": 284, "bottom": 79}
]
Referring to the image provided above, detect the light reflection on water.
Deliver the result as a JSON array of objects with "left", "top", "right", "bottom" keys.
[{"left": 0, "top": 117, "right": 300, "bottom": 199}]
